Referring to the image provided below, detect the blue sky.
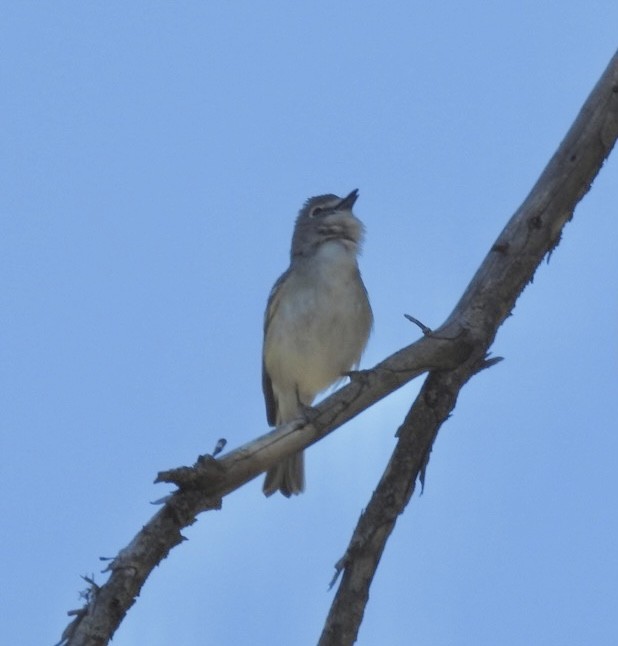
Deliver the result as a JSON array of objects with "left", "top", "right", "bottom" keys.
[{"left": 2, "top": 4, "right": 617, "bottom": 645}]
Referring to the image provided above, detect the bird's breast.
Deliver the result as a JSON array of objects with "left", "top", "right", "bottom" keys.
[{"left": 265, "top": 243, "right": 372, "bottom": 399}]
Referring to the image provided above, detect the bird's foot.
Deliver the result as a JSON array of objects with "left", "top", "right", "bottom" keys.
[{"left": 297, "top": 402, "right": 320, "bottom": 425}]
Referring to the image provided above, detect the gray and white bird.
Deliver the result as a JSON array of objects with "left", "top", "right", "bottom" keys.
[{"left": 262, "top": 189, "right": 373, "bottom": 497}]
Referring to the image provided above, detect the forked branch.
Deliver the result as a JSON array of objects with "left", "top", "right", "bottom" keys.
[
  {"left": 60, "top": 50, "right": 618, "bottom": 646},
  {"left": 318, "top": 49, "right": 618, "bottom": 646}
]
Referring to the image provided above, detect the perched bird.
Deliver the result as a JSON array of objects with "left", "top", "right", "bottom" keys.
[{"left": 262, "top": 189, "right": 373, "bottom": 497}]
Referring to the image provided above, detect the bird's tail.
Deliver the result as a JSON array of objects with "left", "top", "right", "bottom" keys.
[{"left": 263, "top": 451, "right": 305, "bottom": 497}]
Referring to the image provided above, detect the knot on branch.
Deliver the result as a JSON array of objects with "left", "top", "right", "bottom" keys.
[{"left": 155, "top": 454, "right": 226, "bottom": 491}]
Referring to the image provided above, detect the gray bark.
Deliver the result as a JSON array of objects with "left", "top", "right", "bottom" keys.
[{"left": 59, "top": 49, "right": 618, "bottom": 646}]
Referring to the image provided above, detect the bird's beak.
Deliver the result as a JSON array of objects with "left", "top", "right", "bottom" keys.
[{"left": 336, "top": 189, "right": 359, "bottom": 211}]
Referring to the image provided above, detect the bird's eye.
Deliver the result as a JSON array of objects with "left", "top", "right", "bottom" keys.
[{"left": 311, "top": 207, "right": 324, "bottom": 218}]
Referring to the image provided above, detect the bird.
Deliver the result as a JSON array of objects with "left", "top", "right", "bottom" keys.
[{"left": 261, "top": 189, "right": 373, "bottom": 497}]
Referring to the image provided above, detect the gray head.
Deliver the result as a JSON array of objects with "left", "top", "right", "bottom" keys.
[{"left": 291, "top": 189, "right": 365, "bottom": 259}]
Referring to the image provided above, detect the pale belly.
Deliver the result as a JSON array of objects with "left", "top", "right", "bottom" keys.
[{"left": 265, "top": 256, "right": 372, "bottom": 401}]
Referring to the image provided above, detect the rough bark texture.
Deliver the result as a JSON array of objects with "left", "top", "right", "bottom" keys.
[
  {"left": 317, "top": 50, "right": 618, "bottom": 646},
  {"left": 59, "top": 50, "right": 618, "bottom": 646}
]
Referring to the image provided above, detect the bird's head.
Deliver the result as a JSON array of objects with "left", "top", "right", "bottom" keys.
[{"left": 291, "top": 189, "right": 364, "bottom": 258}]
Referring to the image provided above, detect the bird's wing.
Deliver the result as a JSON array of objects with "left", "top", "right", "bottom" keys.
[{"left": 261, "top": 269, "right": 290, "bottom": 426}]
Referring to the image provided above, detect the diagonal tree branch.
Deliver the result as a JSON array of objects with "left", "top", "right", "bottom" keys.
[
  {"left": 59, "top": 307, "right": 472, "bottom": 646},
  {"left": 317, "top": 49, "right": 618, "bottom": 646},
  {"left": 60, "top": 49, "right": 618, "bottom": 646}
]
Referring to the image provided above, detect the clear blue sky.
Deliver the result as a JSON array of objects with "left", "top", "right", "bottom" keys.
[{"left": 2, "top": 4, "right": 617, "bottom": 645}]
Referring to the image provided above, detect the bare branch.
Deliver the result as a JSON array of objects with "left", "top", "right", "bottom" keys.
[
  {"left": 61, "top": 49, "right": 618, "bottom": 646},
  {"left": 318, "top": 49, "right": 618, "bottom": 646},
  {"left": 60, "top": 273, "right": 471, "bottom": 646}
]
